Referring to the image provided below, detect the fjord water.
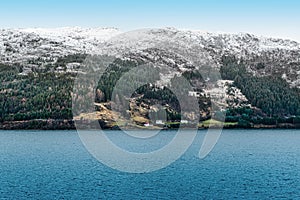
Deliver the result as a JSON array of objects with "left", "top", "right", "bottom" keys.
[{"left": 1, "top": 130, "right": 300, "bottom": 199}]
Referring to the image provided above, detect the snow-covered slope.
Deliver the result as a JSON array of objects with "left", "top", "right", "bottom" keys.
[
  {"left": 0, "top": 27, "right": 121, "bottom": 64},
  {"left": 100, "top": 28, "right": 300, "bottom": 87},
  {"left": 0, "top": 27, "right": 299, "bottom": 86}
]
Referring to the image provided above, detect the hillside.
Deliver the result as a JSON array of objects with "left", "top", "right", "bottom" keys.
[{"left": 0, "top": 27, "right": 299, "bottom": 129}]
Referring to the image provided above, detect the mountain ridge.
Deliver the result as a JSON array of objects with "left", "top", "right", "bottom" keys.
[
  {"left": 0, "top": 27, "right": 299, "bottom": 129},
  {"left": 1, "top": 27, "right": 299, "bottom": 87}
]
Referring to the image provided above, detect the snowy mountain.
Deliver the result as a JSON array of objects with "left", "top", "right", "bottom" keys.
[
  {"left": 0, "top": 27, "right": 121, "bottom": 64},
  {"left": 0, "top": 27, "right": 299, "bottom": 87},
  {"left": 1, "top": 27, "right": 300, "bottom": 129},
  {"left": 99, "top": 28, "right": 300, "bottom": 87}
]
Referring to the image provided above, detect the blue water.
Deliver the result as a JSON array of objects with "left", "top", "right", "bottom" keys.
[{"left": 0, "top": 129, "right": 300, "bottom": 199}]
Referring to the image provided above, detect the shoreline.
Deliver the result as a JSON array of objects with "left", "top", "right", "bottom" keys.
[{"left": 0, "top": 119, "right": 299, "bottom": 130}]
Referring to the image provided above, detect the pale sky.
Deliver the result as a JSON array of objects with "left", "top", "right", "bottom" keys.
[{"left": 0, "top": 0, "right": 299, "bottom": 42}]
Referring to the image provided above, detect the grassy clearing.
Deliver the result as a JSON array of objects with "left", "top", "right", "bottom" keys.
[{"left": 199, "top": 119, "right": 238, "bottom": 128}]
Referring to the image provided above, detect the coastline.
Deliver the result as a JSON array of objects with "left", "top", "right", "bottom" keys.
[{"left": 0, "top": 119, "right": 299, "bottom": 130}]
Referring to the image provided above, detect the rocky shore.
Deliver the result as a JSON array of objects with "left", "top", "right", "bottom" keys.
[{"left": 0, "top": 119, "right": 299, "bottom": 130}]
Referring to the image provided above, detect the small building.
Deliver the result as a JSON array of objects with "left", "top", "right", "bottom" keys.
[
  {"left": 180, "top": 120, "right": 189, "bottom": 124},
  {"left": 155, "top": 120, "right": 164, "bottom": 125},
  {"left": 188, "top": 91, "right": 200, "bottom": 97}
]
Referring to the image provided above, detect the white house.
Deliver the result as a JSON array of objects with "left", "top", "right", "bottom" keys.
[{"left": 155, "top": 120, "right": 164, "bottom": 125}]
